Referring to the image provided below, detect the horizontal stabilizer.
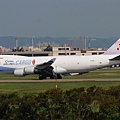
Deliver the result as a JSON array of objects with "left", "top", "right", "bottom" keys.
[{"left": 109, "top": 55, "right": 120, "bottom": 61}]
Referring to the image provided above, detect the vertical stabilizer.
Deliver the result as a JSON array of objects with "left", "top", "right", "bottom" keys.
[{"left": 103, "top": 38, "right": 120, "bottom": 55}]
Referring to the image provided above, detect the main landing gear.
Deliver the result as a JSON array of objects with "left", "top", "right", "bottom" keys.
[
  {"left": 38, "top": 74, "right": 62, "bottom": 80},
  {"left": 39, "top": 75, "right": 46, "bottom": 80}
]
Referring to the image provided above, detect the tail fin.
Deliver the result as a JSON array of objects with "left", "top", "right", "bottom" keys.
[{"left": 103, "top": 38, "right": 120, "bottom": 55}]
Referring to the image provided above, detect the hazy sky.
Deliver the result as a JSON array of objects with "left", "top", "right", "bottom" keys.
[{"left": 0, "top": 0, "right": 120, "bottom": 37}]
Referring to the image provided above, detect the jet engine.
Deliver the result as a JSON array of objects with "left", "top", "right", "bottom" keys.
[
  {"left": 14, "top": 66, "right": 36, "bottom": 77},
  {"left": 24, "top": 66, "right": 35, "bottom": 74},
  {"left": 14, "top": 69, "right": 25, "bottom": 76}
]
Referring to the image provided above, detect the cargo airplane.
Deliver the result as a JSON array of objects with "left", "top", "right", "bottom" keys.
[{"left": 0, "top": 38, "right": 120, "bottom": 79}]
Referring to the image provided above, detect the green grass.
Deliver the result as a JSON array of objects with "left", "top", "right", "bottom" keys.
[
  {"left": 0, "top": 74, "right": 38, "bottom": 80},
  {"left": 1, "top": 68, "right": 120, "bottom": 80},
  {"left": 63, "top": 68, "right": 120, "bottom": 79},
  {"left": 0, "top": 81, "right": 120, "bottom": 95},
  {"left": 0, "top": 68, "right": 120, "bottom": 95}
]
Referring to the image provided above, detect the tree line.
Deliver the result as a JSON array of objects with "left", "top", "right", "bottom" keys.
[{"left": 0, "top": 85, "right": 120, "bottom": 120}]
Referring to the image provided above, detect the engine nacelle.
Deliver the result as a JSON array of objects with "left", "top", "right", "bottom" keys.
[
  {"left": 14, "top": 66, "right": 35, "bottom": 77},
  {"left": 53, "top": 66, "right": 67, "bottom": 74},
  {"left": 24, "top": 66, "right": 35, "bottom": 74},
  {"left": 14, "top": 69, "right": 25, "bottom": 77}
]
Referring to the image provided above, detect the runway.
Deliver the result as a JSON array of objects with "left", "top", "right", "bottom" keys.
[{"left": 0, "top": 78, "right": 120, "bottom": 82}]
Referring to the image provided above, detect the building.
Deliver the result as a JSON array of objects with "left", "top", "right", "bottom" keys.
[
  {"left": 1, "top": 46, "right": 106, "bottom": 56},
  {"left": 52, "top": 46, "right": 106, "bottom": 56}
]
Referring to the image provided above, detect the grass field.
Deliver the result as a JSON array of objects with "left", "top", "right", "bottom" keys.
[
  {"left": 64, "top": 68, "right": 120, "bottom": 79},
  {"left": 0, "top": 68, "right": 120, "bottom": 80},
  {"left": 0, "top": 68, "right": 120, "bottom": 95},
  {"left": 0, "top": 81, "right": 120, "bottom": 95}
]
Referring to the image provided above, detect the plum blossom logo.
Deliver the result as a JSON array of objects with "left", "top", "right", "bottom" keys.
[
  {"left": 32, "top": 59, "right": 35, "bottom": 65},
  {"left": 115, "top": 40, "right": 120, "bottom": 50}
]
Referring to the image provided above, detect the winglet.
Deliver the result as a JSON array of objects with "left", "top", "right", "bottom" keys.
[
  {"left": 103, "top": 38, "right": 120, "bottom": 55},
  {"left": 48, "top": 58, "right": 56, "bottom": 64}
]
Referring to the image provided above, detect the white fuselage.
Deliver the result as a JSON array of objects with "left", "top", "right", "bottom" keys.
[{"left": 0, "top": 54, "right": 119, "bottom": 75}]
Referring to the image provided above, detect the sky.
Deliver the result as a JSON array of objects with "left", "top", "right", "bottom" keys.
[{"left": 0, "top": 0, "right": 120, "bottom": 38}]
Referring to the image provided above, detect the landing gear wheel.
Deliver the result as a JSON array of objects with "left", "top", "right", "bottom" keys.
[
  {"left": 39, "top": 75, "right": 46, "bottom": 80},
  {"left": 57, "top": 74, "right": 62, "bottom": 79},
  {"left": 50, "top": 76, "right": 54, "bottom": 79},
  {"left": 50, "top": 74, "right": 62, "bottom": 79}
]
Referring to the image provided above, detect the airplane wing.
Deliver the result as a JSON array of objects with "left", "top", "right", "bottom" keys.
[
  {"left": 34, "top": 58, "right": 56, "bottom": 79},
  {"left": 14, "top": 58, "right": 56, "bottom": 78},
  {"left": 35, "top": 58, "right": 56, "bottom": 70}
]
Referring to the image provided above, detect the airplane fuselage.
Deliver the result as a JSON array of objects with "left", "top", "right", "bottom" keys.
[
  {"left": 1, "top": 38, "right": 120, "bottom": 79},
  {"left": 0, "top": 55, "right": 118, "bottom": 75}
]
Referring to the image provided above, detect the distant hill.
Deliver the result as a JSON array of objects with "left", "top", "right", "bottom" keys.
[{"left": 0, "top": 36, "right": 118, "bottom": 49}]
